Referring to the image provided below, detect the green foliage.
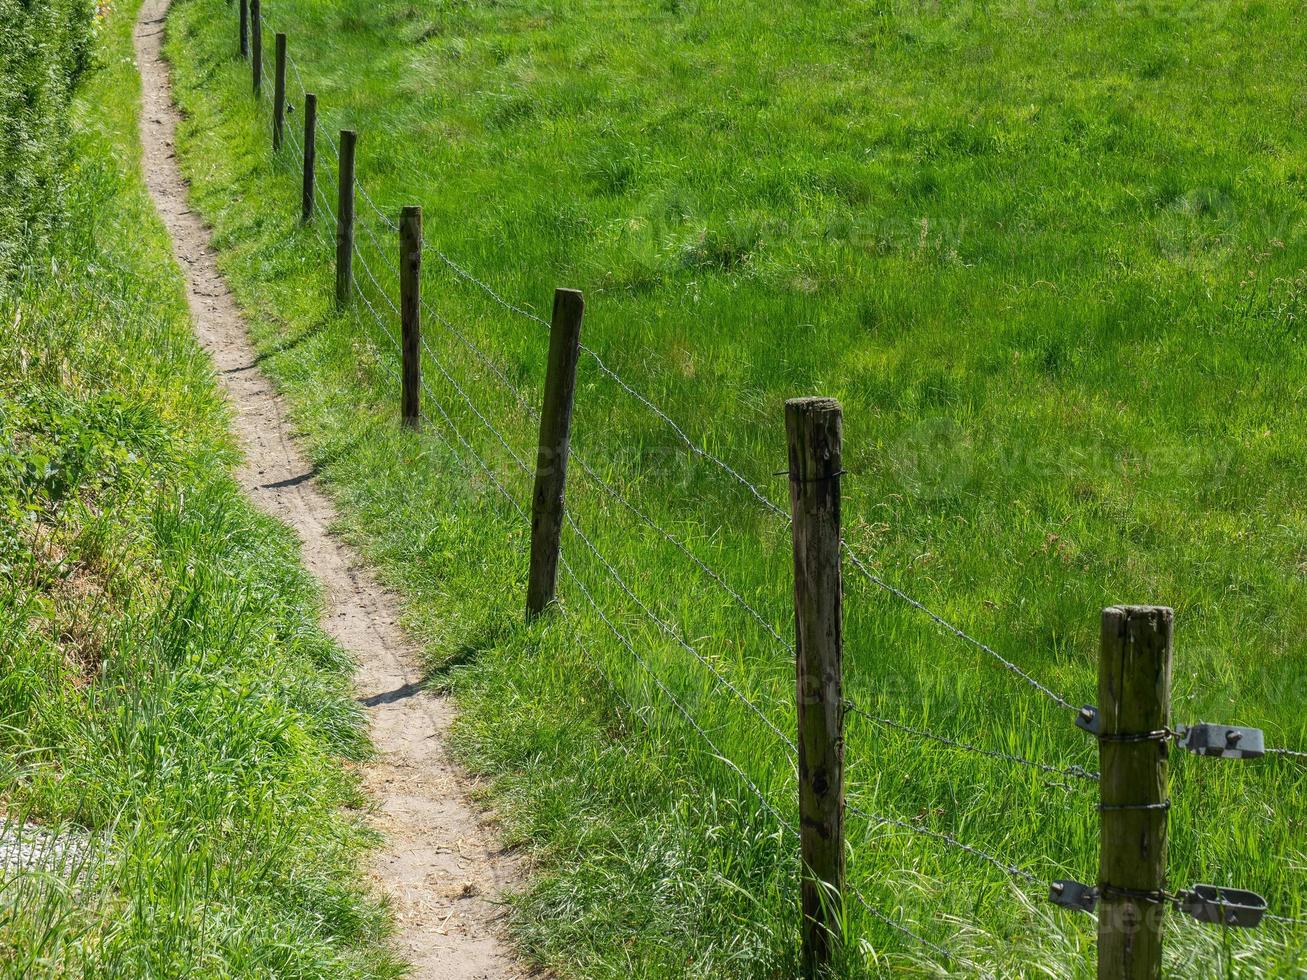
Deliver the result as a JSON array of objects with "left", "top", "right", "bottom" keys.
[
  {"left": 164, "top": 0, "right": 1307, "bottom": 974},
  {"left": 0, "top": 0, "right": 96, "bottom": 278},
  {"left": 0, "top": 2, "right": 400, "bottom": 974}
]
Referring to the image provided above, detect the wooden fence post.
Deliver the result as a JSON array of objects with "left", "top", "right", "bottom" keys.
[
  {"left": 786, "top": 396, "right": 845, "bottom": 978},
  {"left": 301, "top": 93, "right": 316, "bottom": 223},
  {"left": 399, "top": 206, "right": 422, "bottom": 429},
  {"left": 526, "top": 288, "right": 585, "bottom": 619},
  {"left": 272, "top": 33, "right": 287, "bottom": 150},
  {"left": 238, "top": 0, "right": 248, "bottom": 58},
  {"left": 250, "top": 0, "right": 262, "bottom": 96},
  {"left": 335, "top": 130, "right": 356, "bottom": 308},
  {"left": 1097, "top": 605, "right": 1172, "bottom": 980}
]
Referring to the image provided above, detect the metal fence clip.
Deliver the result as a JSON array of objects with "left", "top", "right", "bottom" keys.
[
  {"left": 1177, "top": 885, "right": 1267, "bottom": 928},
  {"left": 1174, "top": 724, "right": 1265, "bottom": 760},
  {"left": 1075, "top": 705, "right": 1100, "bottom": 736},
  {"left": 1050, "top": 879, "right": 1099, "bottom": 913}
]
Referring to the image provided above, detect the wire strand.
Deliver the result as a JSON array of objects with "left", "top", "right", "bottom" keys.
[
  {"left": 842, "top": 545, "right": 1076, "bottom": 712},
  {"left": 847, "top": 801, "right": 1041, "bottom": 887},
  {"left": 558, "top": 553, "right": 796, "bottom": 832},
  {"left": 563, "top": 513, "right": 797, "bottom": 756},
  {"left": 846, "top": 705, "right": 1098, "bottom": 782}
]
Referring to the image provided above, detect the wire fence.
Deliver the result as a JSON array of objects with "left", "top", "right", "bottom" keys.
[{"left": 231, "top": 9, "right": 1307, "bottom": 971}]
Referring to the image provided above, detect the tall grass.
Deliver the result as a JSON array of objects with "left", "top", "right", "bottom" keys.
[
  {"left": 0, "top": 2, "right": 399, "bottom": 974},
  {"left": 0, "top": 0, "right": 94, "bottom": 278},
  {"left": 164, "top": 0, "right": 1306, "bottom": 974}
]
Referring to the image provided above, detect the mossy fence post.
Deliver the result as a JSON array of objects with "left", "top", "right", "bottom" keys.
[
  {"left": 250, "top": 0, "right": 261, "bottom": 96},
  {"left": 272, "top": 33, "right": 287, "bottom": 150},
  {"left": 399, "top": 206, "right": 422, "bottom": 429},
  {"left": 301, "top": 93, "right": 316, "bottom": 223},
  {"left": 1096, "top": 605, "right": 1172, "bottom": 980},
  {"left": 238, "top": 0, "right": 248, "bottom": 58},
  {"left": 335, "top": 129, "right": 356, "bottom": 308},
  {"left": 526, "top": 288, "right": 585, "bottom": 619},
  {"left": 786, "top": 396, "right": 845, "bottom": 978}
]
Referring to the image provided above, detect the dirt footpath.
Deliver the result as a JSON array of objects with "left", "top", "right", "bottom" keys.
[{"left": 132, "top": 3, "right": 524, "bottom": 976}]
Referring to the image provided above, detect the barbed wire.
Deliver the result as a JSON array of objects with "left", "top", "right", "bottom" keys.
[
  {"left": 421, "top": 296, "right": 537, "bottom": 412},
  {"left": 570, "top": 453, "right": 793, "bottom": 652},
  {"left": 563, "top": 512, "right": 797, "bottom": 757},
  {"left": 412, "top": 253, "right": 1079, "bottom": 717},
  {"left": 314, "top": 179, "right": 337, "bottom": 226},
  {"left": 1264, "top": 911, "right": 1307, "bottom": 928},
  {"left": 417, "top": 332, "right": 532, "bottom": 476},
  {"left": 372, "top": 267, "right": 792, "bottom": 660},
  {"left": 337, "top": 226, "right": 794, "bottom": 674},
  {"left": 576, "top": 344, "right": 790, "bottom": 520},
  {"left": 350, "top": 269, "right": 530, "bottom": 523},
  {"left": 557, "top": 551, "right": 796, "bottom": 831},
  {"left": 846, "top": 705, "right": 1098, "bottom": 783},
  {"left": 349, "top": 229, "right": 798, "bottom": 660},
  {"left": 257, "top": 4, "right": 1080, "bottom": 724},
  {"left": 841, "top": 545, "right": 1076, "bottom": 712},
  {"left": 352, "top": 247, "right": 798, "bottom": 665},
  {"left": 282, "top": 110, "right": 302, "bottom": 156},
  {"left": 352, "top": 234, "right": 400, "bottom": 315},
  {"left": 847, "top": 801, "right": 1042, "bottom": 887},
  {"left": 559, "top": 569, "right": 959, "bottom": 969},
  {"left": 229, "top": 19, "right": 1305, "bottom": 963},
  {"left": 345, "top": 238, "right": 533, "bottom": 515},
  {"left": 349, "top": 221, "right": 540, "bottom": 482},
  {"left": 428, "top": 245, "right": 552, "bottom": 327},
  {"left": 286, "top": 47, "right": 308, "bottom": 100},
  {"left": 847, "top": 888, "right": 963, "bottom": 971},
  {"left": 358, "top": 180, "right": 397, "bottom": 232},
  {"left": 350, "top": 255, "right": 402, "bottom": 351},
  {"left": 1266, "top": 747, "right": 1307, "bottom": 761}
]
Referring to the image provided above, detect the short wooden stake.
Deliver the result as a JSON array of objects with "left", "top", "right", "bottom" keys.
[
  {"left": 526, "top": 288, "right": 585, "bottom": 619},
  {"left": 786, "top": 396, "right": 845, "bottom": 978},
  {"left": 238, "top": 0, "right": 249, "bottom": 58},
  {"left": 399, "top": 206, "right": 422, "bottom": 429},
  {"left": 1097, "top": 605, "right": 1172, "bottom": 980},
  {"left": 250, "top": 0, "right": 262, "bottom": 96},
  {"left": 301, "top": 93, "right": 316, "bottom": 223},
  {"left": 335, "top": 130, "right": 356, "bottom": 309},
  {"left": 272, "top": 33, "right": 287, "bottom": 150}
]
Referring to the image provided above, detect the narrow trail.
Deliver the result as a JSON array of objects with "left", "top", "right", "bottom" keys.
[{"left": 133, "top": 3, "right": 524, "bottom": 976}]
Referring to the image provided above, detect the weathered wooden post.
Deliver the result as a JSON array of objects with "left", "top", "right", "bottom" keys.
[
  {"left": 786, "top": 396, "right": 845, "bottom": 978},
  {"left": 1097, "top": 605, "right": 1172, "bottom": 980},
  {"left": 525, "top": 288, "right": 585, "bottom": 619},
  {"left": 272, "top": 33, "right": 287, "bottom": 150},
  {"left": 239, "top": 0, "right": 249, "bottom": 58},
  {"left": 335, "top": 130, "right": 356, "bottom": 308},
  {"left": 301, "top": 93, "right": 316, "bottom": 223},
  {"left": 250, "top": 0, "right": 262, "bottom": 96},
  {"left": 399, "top": 206, "right": 422, "bottom": 429}
]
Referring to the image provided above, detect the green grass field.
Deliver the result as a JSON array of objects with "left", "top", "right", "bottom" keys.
[
  {"left": 161, "top": 0, "right": 1307, "bottom": 975},
  {"left": 0, "top": 2, "right": 399, "bottom": 973}
]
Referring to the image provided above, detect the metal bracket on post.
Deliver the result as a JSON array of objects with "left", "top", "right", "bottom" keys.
[
  {"left": 1075, "top": 705, "right": 1100, "bottom": 736},
  {"left": 1177, "top": 885, "right": 1267, "bottom": 928},
  {"left": 1174, "top": 724, "right": 1265, "bottom": 760},
  {"left": 1077, "top": 707, "right": 1266, "bottom": 760},
  {"left": 1050, "top": 879, "right": 1099, "bottom": 913}
]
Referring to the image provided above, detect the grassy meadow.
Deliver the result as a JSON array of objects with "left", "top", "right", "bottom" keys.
[
  {"left": 0, "top": 1, "right": 399, "bottom": 974},
  {"left": 163, "top": 0, "right": 1307, "bottom": 975}
]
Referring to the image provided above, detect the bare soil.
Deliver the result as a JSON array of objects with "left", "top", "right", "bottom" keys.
[{"left": 133, "top": 5, "right": 525, "bottom": 976}]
